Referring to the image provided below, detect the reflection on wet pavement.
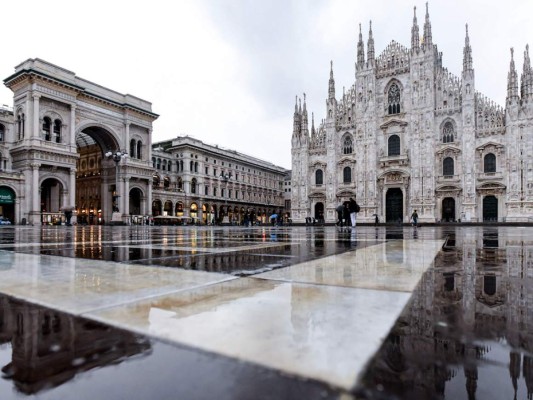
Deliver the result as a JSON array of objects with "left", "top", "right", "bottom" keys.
[
  {"left": 2, "top": 224, "right": 532, "bottom": 399},
  {"left": 357, "top": 227, "right": 533, "bottom": 400}
]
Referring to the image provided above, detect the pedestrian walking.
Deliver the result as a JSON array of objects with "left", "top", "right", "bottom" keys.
[
  {"left": 411, "top": 210, "right": 419, "bottom": 227},
  {"left": 336, "top": 204, "right": 344, "bottom": 227},
  {"left": 349, "top": 197, "right": 360, "bottom": 228}
]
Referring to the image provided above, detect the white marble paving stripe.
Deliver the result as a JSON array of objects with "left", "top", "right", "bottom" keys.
[
  {"left": 84, "top": 239, "right": 443, "bottom": 390},
  {"left": 255, "top": 239, "right": 444, "bottom": 292},
  {"left": 0, "top": 250, "right": 236, "bottom": 314}
]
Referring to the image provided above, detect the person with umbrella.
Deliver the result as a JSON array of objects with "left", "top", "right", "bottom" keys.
[
  {"left": 336, "top": 204, "right": 344, "bottom": 227},
  {"left": 270, "top": 213, "right": 278, "bottom": 226}
]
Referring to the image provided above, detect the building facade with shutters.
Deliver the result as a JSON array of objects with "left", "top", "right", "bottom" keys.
[{"left": 291, "top": 5, "right": 533, "bottom": 224}]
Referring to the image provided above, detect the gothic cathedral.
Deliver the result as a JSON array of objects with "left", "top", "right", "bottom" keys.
[{"left": 291, "top": 4, "right": 533, "bottom": 224}]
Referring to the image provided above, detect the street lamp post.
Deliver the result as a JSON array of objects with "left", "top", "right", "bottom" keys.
[
  {"left": 105, "top": 150, "right": 128, "bottom": 223},
  {"left": 220, "top": 172, "right": 232, "bottom": 224}
]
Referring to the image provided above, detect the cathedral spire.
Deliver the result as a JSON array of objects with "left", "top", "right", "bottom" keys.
[
  {"left": 357, "top": 23, "right": 365, "bottom": 69},
  {"left": 311, "top": 112, "right": 316, "bottom": 136},
  {"left": 521, "top": 44, "right": 533, "bottom": 101},
  {"left": 292, "top": 95, "right": 301, "bottom": 138},
  {"left": 302, "top": 93, "right": 309, "bottom": 135},
  {"left": 367, "top": 21, "right": 375, "bottom": 64},
  {"left": 422, "top": 2, "right": 432, "bottom": 49},
  {"left": 411, "top": 6, "right": 420, "bottom": 51},
  {"left": 328, "top": 60, "right": 335, "bottom": 100},
  {"left": 463, "top": 24, "right": 473, "bottom": 72},
  {"left": 507, "top": 48, "right": 519, "bottom": 104}
]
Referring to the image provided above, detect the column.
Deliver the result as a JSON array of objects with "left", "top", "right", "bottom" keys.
[
  {"left": 31, "top": 163, "right": 40, "bottom": 224},
  {"left": 32, "top": 94, "right": 41, "bottom": 139},
  {"left": 123, "top": 176, "right": 130, "bottom": 217},
  {"left": 147, "top": 182, "right": 153, "bottom": 216},
  {"left": 69, "top": 168, "right": 76, "bottom": 207},
  {"left": 125, "top": 122, "right": 130, "bottom": 153},
  {"left": 70, "top": 104, "right": 77, "bottom": 149}
]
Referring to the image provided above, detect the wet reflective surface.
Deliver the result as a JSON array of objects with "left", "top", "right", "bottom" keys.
[
  {"left": 357, "top": 227, "right": 533, "bottom": 400},
  {"left": 0, "top": 225, "right": 531, "bottom": 399}
]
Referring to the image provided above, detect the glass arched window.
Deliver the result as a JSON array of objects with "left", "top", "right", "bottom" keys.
[
  {"left": 164, "top": 177, "right": 170, "bottom": 188},
  {"left": 162, "top": 160, "right": 167, "bottom": 171},
  {"left": 136, "top": 141, "right": 142, "bottom": 159},
  {"left": 191, "top": 178, "right": 197, "bottom": 194},
  {"left": 53, "top": 119, "right": 61, "bottom": 143},
  {"left": 194, "top": 162, "right": 198, "bottom": 173},
  {"left": 157, "top": 158, "right": 161, "bottom": 169},
  {"left": 484, "top": 153, "right": 496, "bottom": 173},
  {"left": 343, "top": 136, "right": 353, "bottom": 154},
  {"left": 443, "top": 157, "right": 454, "bottom": 176},
  {"left": 190, "top": 160, "right": 193, "bottom": 171},
  {"left": 43, "top": 117, "right": 51, "bottom": 141},
  {"left": 388, "top": 135, "right": 400, "bottom": 156},
  {"left": 152, "top": 157, "right": 156, "bottom": 168},
  {"left": 130, "top": 139, "right": 136, "bottom": 158},
  {"left": 442, "top": 121, "right": 454, "bottom": 143},
  {"left": 387, "top": 83, "right": 401, "bottom": 114},
  {"left": 343, "top": 167, "right": 352, "bottom": 183},
  {"left": 315, "top": 169, "right": 323, "bottom": 185},
  {"left": 179, "top": 160, "right": 184, "bottom": 172},
  {"left": 152, "top": 174, "right": 160, "bottom": 187},
  {"left": 0, "top": 124, "right": 4, "bottom": 142}
]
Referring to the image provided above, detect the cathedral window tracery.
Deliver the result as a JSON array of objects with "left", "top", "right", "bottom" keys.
[
  {"left": 388, "top": 135, "right": 400, "bottom": 156},
  {"left": 442, "top": 121, "right": 455, "bottom": 143},
  {"left": 343, "top": 135, "right": 353, "bottom": 154},
  {"left": 387, "top": 83, "right": 401, "bottom": 114},
  {"left": 484, "top": 153, "right": 496, "bottom": 173}
]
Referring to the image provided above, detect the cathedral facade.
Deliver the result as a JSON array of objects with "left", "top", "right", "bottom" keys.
[{"left": 291, "top": 5, "right": 533, "bottom": 224}]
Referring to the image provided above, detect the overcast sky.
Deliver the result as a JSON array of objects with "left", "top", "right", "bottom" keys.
[{"left": 1, "top": 0, "right": 532, "bottom": 169}]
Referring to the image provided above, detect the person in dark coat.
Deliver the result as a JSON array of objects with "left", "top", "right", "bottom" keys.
[{"left": 343, "top": 203, "right": 351, "bottom": 229}]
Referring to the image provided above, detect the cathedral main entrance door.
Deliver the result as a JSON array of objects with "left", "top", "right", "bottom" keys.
[
  {"left": 442, "top": 197, "right": 455, "bottom": 222},
  {"left": 483, "top": 196, "right": 498, "bottom": 221},
  {"left": 314, "top": 202, "right": 324, "bottom": 223},
  {"left": 386, "top": 188, "right": 403, "bottom": 223}
]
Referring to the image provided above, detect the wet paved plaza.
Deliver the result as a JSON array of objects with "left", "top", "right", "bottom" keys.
[{"left": 0, "top": 224, "right": 531, "bottom": 399}]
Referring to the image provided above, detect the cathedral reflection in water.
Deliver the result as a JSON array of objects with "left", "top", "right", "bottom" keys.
[{"left": 359, "top": 227, "right": 533, "bottom": 399}]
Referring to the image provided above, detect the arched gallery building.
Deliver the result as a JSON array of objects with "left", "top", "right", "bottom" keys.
[{"left": 0, "top": 58, "right": 157, "bottom": 225}]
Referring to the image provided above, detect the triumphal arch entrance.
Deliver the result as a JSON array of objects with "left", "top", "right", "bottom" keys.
[{"left": 4, "top": 58, "right": 158, "bottom": 225}]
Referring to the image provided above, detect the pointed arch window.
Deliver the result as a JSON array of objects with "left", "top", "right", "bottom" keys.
[
  {"left": 387, "top": 83, "right": 401, "bottom": 114},
  {"left": 388, "top": 135, "right": 400, "bottom": 156},
  {"left": 442, "top": 121, "right": 454, "bottom": 143},
  {"left": 343, "top": 136, "right": 353, "bottom": 154},
  {"left": 343, "top": 166, "right": 352, "bottom": 183},
  {"left": 443, "top": 157, "right": 454, "bottom": 176},
  {"left": 484, "top": 153, "right": 496, "bottom": 173},
  {"left": 315, "top": 169, "right": 323, "bottom": 185},
  {"left": 43, "top": 117, "right": 51, "bottom": 141},
  {"left": 53, "top": 119, "right": 62, "bottom": 143}
]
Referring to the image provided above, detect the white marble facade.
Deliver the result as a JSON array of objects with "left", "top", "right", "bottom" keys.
[
  {"left": 291, "top": 5, "right": 533, "bottom": 224},
  {"left": 0, "top": 58, "right": 157, "bottom": 225}
]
